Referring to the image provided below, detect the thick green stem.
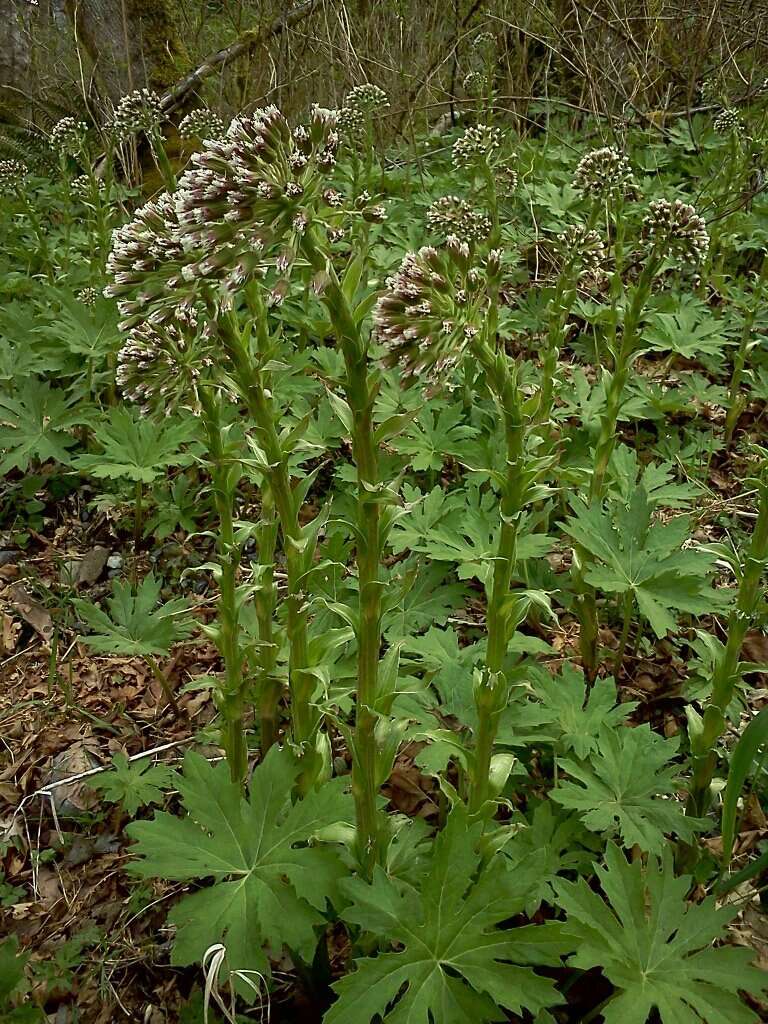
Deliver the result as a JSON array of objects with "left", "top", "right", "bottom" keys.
[
  {"left": 299, "top": 230, "right": 385, "bottom": 876},
  {"left": 469, "top": 335, "right": 526, "bottom": 814},
  {"left": 687, "top": 478, "right": 768, "bottom": 816},
  {"left": 150, "top": 130, "right": 177, "bottom": 190},
  {"left": 133, "top": 479, "right": 144, "bottom": 554},
  {"left": 200, "top": 387, "right": 248, "bottom": 784}
]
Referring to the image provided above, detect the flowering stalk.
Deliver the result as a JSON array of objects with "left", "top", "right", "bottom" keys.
[
  {"left": 536, "top": 220, "right": 603, "bottom": 440},
  {"left": 468, "top": 333, "right": 528, "bottom": 813},
  {"left": 374, "top": 232, "right": 544, "bottom": 818},
  {"left": 198, "top": 384, "right": 249, "bottom": 783},
  {"left": 568, "top": 195, "right": 709, "bottom": 678},
  {"left": 686, "top": 463, "right": 768, "bottom": 817},
  {"left": 300, "top": 228, "right": 388, "bottom": 876}
]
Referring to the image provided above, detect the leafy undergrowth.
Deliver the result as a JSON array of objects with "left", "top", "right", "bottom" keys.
[{"left": 2, "top": 81, "right": 768, "bottom": 1023}]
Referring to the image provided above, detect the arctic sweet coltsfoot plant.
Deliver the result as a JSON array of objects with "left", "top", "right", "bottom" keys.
[
  {"left": 374, "top": 214, "right": 552, "bottom": 816},
  {"left": 108, "top": 103, "right": 397, "bottom": 861},
  {"left": 171, "top": 103, "right": 392, "bottom": 812},
  {"left": 104, "top": 196, "right": 277, "bottom": 781},
  {"left": 568, "top": 149, "right": 711, "bottom": 677},
  {"left": 111, "top": 88, "right": 177, "bottom": 190}
]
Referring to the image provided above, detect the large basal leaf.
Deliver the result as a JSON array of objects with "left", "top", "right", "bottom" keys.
[
  {"left": 126, "top": 747, "right": 353, "bottom": 980},
  {"left": 325, "top": 807, "right": 564, "bottom": 1024},
  {"left": 509, "top": 664, "right": 635, "bottom": 759},
  {"left": 551, "top": 724, "right": 705, "bottom": 855},
  {"left": 563, "top": 487, "right": 725, "bottom": 638},
  {"left": 73, "top": 574, "right": 194, "bottom": 657},
  {"left": 556, "top": 843, "right": 767, "bottom": 1024},
  {"left": 0, "top": 378, "right": 86, "bottom": 474},
  {"left": 74, "top": 407, "right": 197, "bottom": 483}
]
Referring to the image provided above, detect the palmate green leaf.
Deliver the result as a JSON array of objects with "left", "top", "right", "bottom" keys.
[
  {"left": 0, "top": 378, "right": 87, "bottom": 473},
  {"left": 73, "top": 574, "right": 195, "bottom": 657},
  {"left": 73, "top": 407, "right": 198, "bottom": 483},
  {"left": 555, "top": 843, "right": 767, "bottom": 1024},
  {"left": 0, "top": 936, "right": 27, "bottom": 1001},
  {"left": 326, "top": 808, "right": 564, "bottom": 1024},
  {"left": 551, "top": 725, "right": 704, "bottom": 855},
  {"left": 609, "top": 445, "right": 701, "bottom": 510},
  {"left": 402, "top": 626, "right": 484, "bottom": 725},
  {"left": 501, "top": 803, "right": 598, "bottom": 915},
  {"left": 35, "top": 288, "right": 121, "bottom": 363},
  {"left": 392, "top": 404, "right": 478, "bottom": 472},
  {"left": 643, "top": 295, "right": 733, "bottom": 360},
  {"left": 563, "top": 487, "right": 723, "bottom": 637},
  {"left": 126, "top": 748, "right": 353, "bottom": 980},
  {"left": 383, "top": 561, "right": 470, "bottom": 638},
  {"left": 404, "top": 484, "right": 550, "bottom": 583},
  {"left": 508, "top": 665, "right": 635, "bottom": 759},
  {"left": 390, "top": 484, "right": 463, "bottom": 555},
  {"left": 87, "top": 753, "right": 174, "bottom": 814}
]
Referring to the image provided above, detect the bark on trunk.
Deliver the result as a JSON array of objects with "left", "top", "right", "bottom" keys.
[
  {"left": 0, "top": 0, "right": 33, "bottom": 99},
  {"left": 63, "top": 0, "right": 187, "bottom": 103}
]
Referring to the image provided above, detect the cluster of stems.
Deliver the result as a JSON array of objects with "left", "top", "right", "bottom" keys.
[
  {"left": 198, "top": 385, "right": 251, "bottom": 782},
  {"left": 215, "top": 302, "right": 324, "bottom": 788}
]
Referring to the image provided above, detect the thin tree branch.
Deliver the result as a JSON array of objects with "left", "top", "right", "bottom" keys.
[{"left": 159, "top": 0, "right": 321, "bottom": 113}]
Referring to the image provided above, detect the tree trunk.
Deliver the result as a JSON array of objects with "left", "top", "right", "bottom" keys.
[
  {"left": 63, "top": 0, "right": 188, "bottom": 103},
  {"left": 0, "top": 0, "right": 33, "bottom": 102}
]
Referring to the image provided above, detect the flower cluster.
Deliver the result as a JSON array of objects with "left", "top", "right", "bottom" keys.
[
  {"left": 497, "top": 162, "right": 518, "bottom": 194},
  {"left": 104, "top": 191, "right": 206, "bottom": 329},
  {"left": 713, "top": 107, "right": 744, "bottom": 135},
  {"left": 641, "top": 198, "right": 709, "bottom": 265},
  {"left": 426, "top": 195, "right": 491, "bottom": 243},
  {"left": 111, "top": 88, "right": 164, "bottom": 140},
  {"left": 174, "top": 104, "right": 341, "bottom": 263},
  {"left": 556, "top": 224, "right": 606, "bottom": 273},
  {"left": 452, "top": 123, "right": 502, "bottom": 168},
  {"left": 179, "top": 108, "right": 227, "bottom": 142},
  {"left": 345, "top": 84, "right": 389, "bottom": 116},
  {"left": 374, "top": 239, "right": 497, "bottom": 384},
  {"left": 116, "top": 312, "right": 214, "bottom": 414},
  {"left": 463, "top": 71, "right": 488, "bottom": 97},
  {"left": 70, "top": 174, "right": 105, "bottom": 201},
  {"left": 50, "top": 116, "right": 88, "bottom": 155},
  {"left": 0, "top": 159, "right": 28, "bottom": 194},
  {"left": 337, "top": 105, "right": 366, "bottom": 141},
  {"left": 77, "top": 286, "right": 99, "bottom": 306},
  {"left": 572, "top": 146, "right": 636, "bottom": 198},
  {"left": 472, "top": 31, "right": 496, "bottom": 50}
]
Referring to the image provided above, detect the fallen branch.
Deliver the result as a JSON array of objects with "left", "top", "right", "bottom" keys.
[{"left": 160, "top": 0, "right": 321, "bottom": 113}]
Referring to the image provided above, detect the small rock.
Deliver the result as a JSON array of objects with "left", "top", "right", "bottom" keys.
[
  {"left": 77, "top": 546, "right": 109, "bottom": 585},
  {"left": 106, "top": 553, "right": 123, "bottom": 570}
]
